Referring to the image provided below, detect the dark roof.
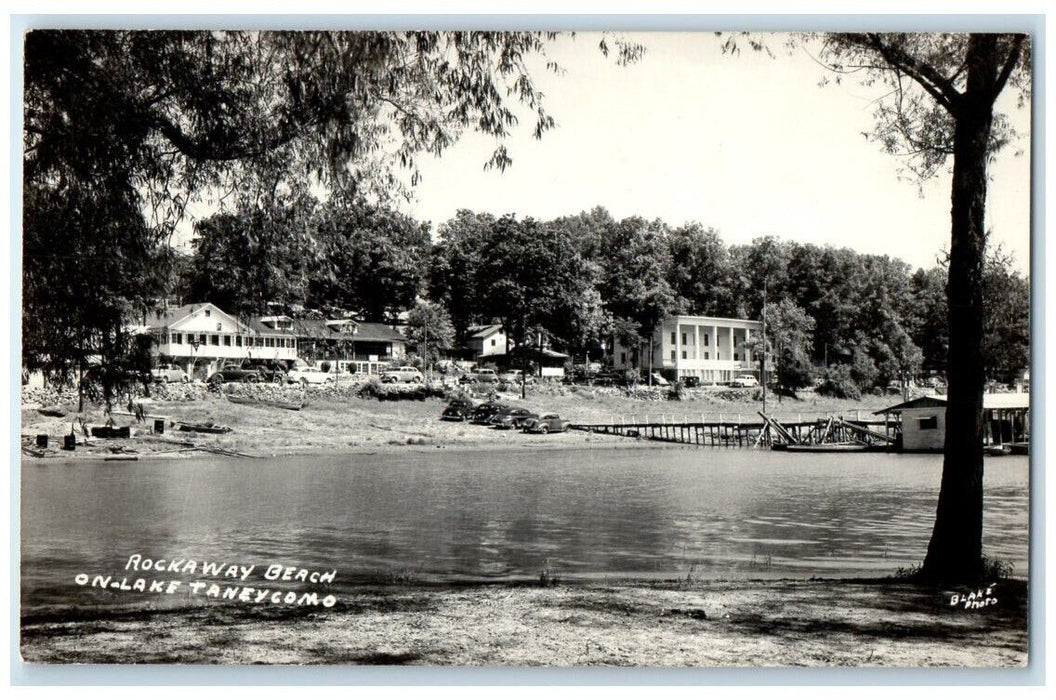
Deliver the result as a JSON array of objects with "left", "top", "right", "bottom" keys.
[
  {"left": 468, "top": 324, "right": 504, "bottom": 339},
  {"left": 145, "top": 303, "right": 220, "bottom": 329},
  {"left": 354, "top": 322, "right": 407, "bottom": 343}
]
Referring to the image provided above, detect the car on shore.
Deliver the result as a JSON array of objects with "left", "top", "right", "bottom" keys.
[
  {"left": 286, "top": 361, "right": 334, "bottom": 386},
  {"left": 470, "top": 401, "right": 508, "bottom": 425},
  {"left": 729, "top": 375, "right": 759, "bottom": 388},
  {"left": 151, "top": 364, "right": 189, "bottom": 384},
  {"left": 440, "top": 397, "right": 478, "bottom": 421},
  {"left": 381, "top": 366, "right": 424, "bottom": 383},
  {"left": 207, "top": 363, "right": 262, "bottom": 384},
  {"left": 498, "top": 369, "right": 534, "bottom": 385},
  {"left": 244, "top": 360, "right": 288, "bottom": 384},
  {"left": 460, "top": 368, "right": 499, "bottom": 385},
  {"left": 522, "top": 413, "right": 571, "bottom": 434},
  {"left": 490, "top": 407, "right": 537, "bottom": 430}
]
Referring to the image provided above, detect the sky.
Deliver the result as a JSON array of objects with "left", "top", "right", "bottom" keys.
[{"left": 401, "top": 32, "right": 1033, "bottom": 274}]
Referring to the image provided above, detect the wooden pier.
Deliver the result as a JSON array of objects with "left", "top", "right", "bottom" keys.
[{"left": 570, "top": 411, "right": 897, "bottom": 449}]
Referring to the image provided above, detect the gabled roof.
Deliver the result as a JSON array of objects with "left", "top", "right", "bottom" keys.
[
  {"left": 145, "top": 303, "right": 248, "bottom": 331},
  {"left": 354, "top": 322, "right": 407, "bottom": 343},
  {"left": 468, "top": 324, "right": 504, "bottom": 339},
  {"left": 876, "top": 393, "right": 1030, "bottom": 415}
]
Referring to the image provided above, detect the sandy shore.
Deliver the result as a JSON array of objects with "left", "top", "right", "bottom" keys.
[
  {"left": 20, "top": 577, "right": 1028, "bottom": 666},
  {"left": 19, "top": 383, "right": 900, "bottom": 460}
]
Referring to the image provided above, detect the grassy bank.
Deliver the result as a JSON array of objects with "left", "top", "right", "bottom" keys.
[
  {"left": 20, "top": 577, "right": 1028, "bottom": 666},
  {"left": 20, "top": 382, "right": 900, "bottom": 460}
]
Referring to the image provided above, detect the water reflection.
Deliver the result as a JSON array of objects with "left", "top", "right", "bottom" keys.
[{"left": 21, "top": 449, "right": 1029, "bottom": 610}]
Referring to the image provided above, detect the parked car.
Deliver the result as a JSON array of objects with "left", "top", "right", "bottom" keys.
[
  {"left": 151, "top": 363, "right": 189, "bottom": 384},
  {"left": 286, "top": 361, "right": 334, "bottom": 386},
  {"left": 729, "top": 375, "right": 759, "bottom": 388},
  {"left": 471, "top": 401, "right": 508, "bottom": 425},
  {"left": 490, "top": 407, "right": 537, "bottom": 430},
  {"left": 649, "top": 373, "right": 670, "bottom": 386},
  {"left": 522, "top": 413, "right": 571, "bottom": 434},
  {"left": 244, "top": 360, "right": 288, "bottom": 384},
  {"left": 682, "top": 376, "right": 702, "bottom": 388},
  {"left": 458, "top": 369, "right": 498, "bottom": 386},
  {"left": 441, "top": 397, "right": 478, "bottom": 421},
  {"left": 380, "top": 366, "right": 424, "bottom": 383},
  {"left": 208, "top": 363, "right": 261, "bottom": 384},
  {"left": 498, "top": 369, "right": 535, "bottom": 385}
]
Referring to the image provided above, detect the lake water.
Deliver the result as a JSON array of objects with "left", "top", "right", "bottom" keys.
[{"left": 20, "top": 447, "right": 1029, "bottom": 612}]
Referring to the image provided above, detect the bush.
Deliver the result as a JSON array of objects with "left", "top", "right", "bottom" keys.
[{"left": 816, "top": 364, "right": 862, "bottom": 400}]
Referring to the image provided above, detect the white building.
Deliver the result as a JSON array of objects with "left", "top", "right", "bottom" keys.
[
  {"left": 146, "top": 303, "right": 298, "bottom": 379},
  {"left": 466, "top": 324, "right": 507, "bottom": 358},
  {"left": 612, "top": 314, "right": 763, "bottom": 384},
  {"left": 877, "top": 393, "right": 1031, "bottom": 452}
]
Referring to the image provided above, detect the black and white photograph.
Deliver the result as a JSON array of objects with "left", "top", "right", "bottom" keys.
[{"left": 13, "top": 14, "right": 1037, "bottom": 674}]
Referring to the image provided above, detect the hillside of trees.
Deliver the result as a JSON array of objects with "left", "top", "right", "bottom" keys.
[{"left": 171, "top": 199, "right": 1030, "bottom": 395}]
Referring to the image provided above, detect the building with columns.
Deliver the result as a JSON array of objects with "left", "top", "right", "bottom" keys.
[{"left": 612, "top": 314, "right": 763, "bottom": 384}]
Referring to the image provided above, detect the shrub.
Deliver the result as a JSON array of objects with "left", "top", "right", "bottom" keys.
[{"left": 816, "top": 363, "right": 862, "bottom": 400}]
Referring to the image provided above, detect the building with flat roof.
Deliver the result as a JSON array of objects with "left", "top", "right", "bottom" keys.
[{"left": 612, "top": 314, "right": 763, "bottom": 384}]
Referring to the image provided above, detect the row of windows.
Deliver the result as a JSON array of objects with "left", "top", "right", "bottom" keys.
[
  {"left": 672, "top": 351, "right": 741, "bottom": 361},
  {"left": 164, "top": 332, "right": 296, "bottom": 349},
  {"left": 673, "top": 331, "right": 751, "bottom": 348}
]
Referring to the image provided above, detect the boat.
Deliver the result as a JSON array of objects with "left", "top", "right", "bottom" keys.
[
  {"left": 984, "top": 444, "right": 1012, "bottom": 456},
  {"left": 225, "top": 395, "right": 305, "bottom": 411},
  {"left": 177, "top": 422, "right": 232, "bottom": 434},
  {"left": 772, "top": 442, "right": 888, "bottom": 453},
  {"left": 1008, "top": 442, "right": 1029, "bottom": 455}
]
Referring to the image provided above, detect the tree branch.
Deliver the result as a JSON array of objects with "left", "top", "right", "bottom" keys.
[
  {"left": 855, "top": 34, "right": 963, "bottom": 114},
  {"left": 992, "top": 34, "right": 1026, "bottom": 100}
]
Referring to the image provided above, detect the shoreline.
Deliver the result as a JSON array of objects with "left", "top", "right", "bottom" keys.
[
  {"left": 20, "top": 576, "right": 1029, "bottom": 666},
  {"left": 20, "top": 386, "right": 906, "bottom": 462}
]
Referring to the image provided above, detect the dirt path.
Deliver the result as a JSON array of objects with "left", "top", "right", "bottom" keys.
[{"left": 20, "top": 578, "right": 1028, "bottom": 666}]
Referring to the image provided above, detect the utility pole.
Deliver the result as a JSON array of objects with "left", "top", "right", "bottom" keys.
[{"left": 761, "top": 284, "right": 768, "bottom": 416}]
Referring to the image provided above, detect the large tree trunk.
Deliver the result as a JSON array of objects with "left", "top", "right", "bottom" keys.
[{"left": 920, "top": 36, "right": 997, "bottom": 584}]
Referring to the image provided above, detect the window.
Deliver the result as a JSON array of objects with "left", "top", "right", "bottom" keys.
[
  {"left": 199, "top": 333, "right": 208, "bottom": 345},
  {"left": 620, "top": 352, "right": 627, "bottom": 365},
  {"left": 717, "top": 352, "right": 721, "bottom": 360},
  {"left": 172, "top": 333, "right": 182, "bottom": 345},
  {"left": 209, "top": 334, "right": 219, "bottom": 346},
  {"left": 734, "top": 353, "right": 739, "bottom": 361},
  {"left": 670, "top": 350, "right": 676, "bottom": 361},
  {"left": 235, "top": 335, "right": 242, "bottom": 347},
  {"left": 682, "top": 350, "right": 687, "bottom": 360},
  {"left": 204, "top": 309, "right": 211, "bottom": 317},
  {"left": 223, "top": 335, "right": 231, "bottom": 347},
  {"left": 670, "top": 331, "right": 676, "bottom": 344},
  {"left": 491, "top": 339, "right": 496, "bottom": 347},
  {"left": 704, "top": 352, "right": 709, "bottom": 360},
  {"left": 704, "top": 335, "right": 709, "bottom": 346},
  {"left": 919, "top": 416, "right": 939, "bottom": 430},
  {"left": 265, "top": 337, "right": 275, "bottom": 348},
  {"left": 682, "top": 332, "right": 687, "bottom": 345}
]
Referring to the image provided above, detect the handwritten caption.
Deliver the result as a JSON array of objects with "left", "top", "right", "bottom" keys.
[
  {"left": 949, "top": 583, "right": 998, "bottom": 610},
  {"left": 74, "top": 554, "right": 339, "bottom": 608}
]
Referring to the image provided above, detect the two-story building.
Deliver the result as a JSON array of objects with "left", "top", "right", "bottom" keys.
[
  {"left": 288, "top": 317, "right": 407, "bottom": 375},
  {"left": 466, "top": 324, "right": 507, "bottom": 359},
  {"left": 612, "top": 314, "right": 763, "bottom": 384},
  {"left": 146, "top": 303, "right": 298, "bottom": 379}
]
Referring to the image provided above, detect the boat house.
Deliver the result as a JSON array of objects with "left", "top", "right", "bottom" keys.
[{"left": 875, "top": 393, "right": 1030, "bottom": 453}]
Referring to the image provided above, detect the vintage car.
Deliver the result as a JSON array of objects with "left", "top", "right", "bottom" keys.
[
  {"left": 498, "top": 369, "right": 534, "bottom": 385},
  {"left": 470, "top": 401, "right": 508, "bottom": 425},
  {"left": 243, "top": 360, "right": 288, "bottom": 384},
  {"left": 460, "top": 368, "right": 499, "bottom": 385},
  {"left": 286, "top": 361, "right": 334, "bottom": 386},
  {"left": 730, "top": 375, "right": 759, "bottom": 388},
  {"left": 489, "top": 407, "right": 537, "bottom": 430},
  {"left": 207, "top": 363, "right": 262, "bottom": 384},
  {"left": 380, "top": 366, "right": 424, "bottom": 383},
  {"left": 441, "top": 398, "right": 478, "bottom": 421},
  {"left": 151, "top": 363, "right": 189, "bottom": 384},
  {"left": 522, "top": 413, "right": 571, "bottom": 434}
]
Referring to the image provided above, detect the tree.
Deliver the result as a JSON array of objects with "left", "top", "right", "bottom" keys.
[
  {"left": 666, "top": 223, "right": 737, "bottom": 317},
  {"left": 188, "top": 189, "right": 318, "bottom": 318},
  {"left": 429, "top": 209, "right": 498, "bottom": 342},
  {"left": 981, "top": 250, "right": 1030, "bottom": 384},
  {"left": 810, "top": 33, "right": 1030, "bottom": 582},
  {"left": 24, "top": 30, "right": 601, "bottom": 394},
  {"left": 758, "top": 299, "right": 816, "bottom": 398},
  {"left": 405, "top": 300, "right": 455, "bottom": 373},
  {"left": 598, "top": 217, "right": 676, "bottom": 380},
  {"left": 309, "top": 200, "right": 431, "bottom": 322}
]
